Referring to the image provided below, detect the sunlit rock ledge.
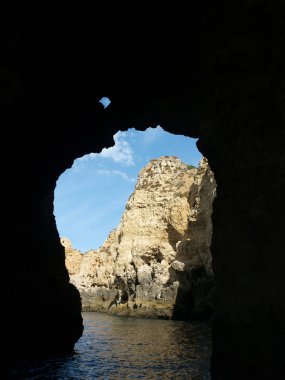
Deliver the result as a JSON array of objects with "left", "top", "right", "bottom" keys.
[{"left": 62, "top": 156, "right": 216, "bottom": 320}]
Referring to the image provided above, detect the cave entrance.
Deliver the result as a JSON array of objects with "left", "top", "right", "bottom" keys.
[
  {"left": 51, "top": 125, "right": 215, "bottom": 378},
  {"left": 54, "top": 125, "right": 216, "bottom": 322},
  {"left": 55, "top": 126, "right": 202, "bottom": 252}
]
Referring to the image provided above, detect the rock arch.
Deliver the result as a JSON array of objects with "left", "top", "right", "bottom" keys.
[{"left": 2, "top": 2, "right": 285, "bottom": 379}]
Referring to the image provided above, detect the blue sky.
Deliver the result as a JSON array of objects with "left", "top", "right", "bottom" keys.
[{"left": 54, "top": 126, "right": 202, "bottom": 252}]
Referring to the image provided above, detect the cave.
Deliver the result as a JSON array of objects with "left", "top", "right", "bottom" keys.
[{"left": 2, "top": 2, "right": 285, "bottom": 379}]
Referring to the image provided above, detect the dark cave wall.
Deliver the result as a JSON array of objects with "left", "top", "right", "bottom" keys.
[
  {"left": 199, "top": 124, "right": 285, "bottom": 379},
  {"left": 2, "top": 1, "right": 285, "bottom": 378},
  {"left": 196, "top": 2, "right": 285, "bottom": 378}
]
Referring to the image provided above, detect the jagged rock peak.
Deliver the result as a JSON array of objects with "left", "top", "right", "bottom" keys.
[
  {"left": 135, "top": 155, "right": 196, "bottom": 191},
  {"left": 60, "top": 237, "right": 73, "bottom": 249}
]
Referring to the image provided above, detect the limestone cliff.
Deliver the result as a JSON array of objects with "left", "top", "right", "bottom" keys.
[
  {"left": 64, "top": 156, "right": 216, "bottom": 319},
  {"left": 61, "top": 237, "right": 84, "bottom": 275}
]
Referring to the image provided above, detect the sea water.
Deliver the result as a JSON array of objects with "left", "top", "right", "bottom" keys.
[{"left": 5, "top": 312, "right": 211, "bottom": 379}]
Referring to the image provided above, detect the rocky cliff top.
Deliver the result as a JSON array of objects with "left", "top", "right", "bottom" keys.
[{"left": 135, "top": 155, "right": 196, "bottom": 191}]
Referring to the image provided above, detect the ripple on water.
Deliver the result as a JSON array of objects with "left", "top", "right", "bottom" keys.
[{"left": 4, "top": 312, "right": 211, "bottom": 379}]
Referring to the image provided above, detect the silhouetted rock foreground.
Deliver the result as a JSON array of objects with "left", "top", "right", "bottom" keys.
[
  {"left": 63, "top": 156, "right": 216, "bottom": 320},
  {"left": 3, "top": 2, "right": 285, "bottom": 377}
]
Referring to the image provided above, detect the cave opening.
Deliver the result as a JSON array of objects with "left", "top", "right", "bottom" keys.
[
  {"left": 54, "top": 125, "right": 216, "bottom": 321},
  {"left": 54, "top": 126, "right": 204, "bottom": 253},
  {"left": 52, "top": 125, "right": 216, "bottom": 377},
  {"left": 2, "top": 1, "right": 284, "bottom": 378}
]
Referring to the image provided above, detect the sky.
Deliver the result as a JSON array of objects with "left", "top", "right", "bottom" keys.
[{"left": 54, "top": 125, "right": 202, "bottom": 252}]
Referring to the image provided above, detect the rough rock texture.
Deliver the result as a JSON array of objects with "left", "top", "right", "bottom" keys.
[
  {"left": 3, "top": 2, "right": 285, "bottom": 379},
  {"left": 66, "top": 156, "right": 216, "bottom": 320},
  {"left": 61, "top": 237, "right": 84, "bottom": 275}
]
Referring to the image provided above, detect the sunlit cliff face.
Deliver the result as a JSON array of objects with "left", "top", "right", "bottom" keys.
[{"left": 62, "top": 156, "right": 216, "bottom": 320}]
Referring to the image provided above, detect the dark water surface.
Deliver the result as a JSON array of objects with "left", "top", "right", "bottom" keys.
[{"left": 5, "top": 312, "right": 211, "bottom": 379}]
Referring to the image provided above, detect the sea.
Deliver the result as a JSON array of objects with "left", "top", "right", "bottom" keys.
[{"left": 4, "top": 312, "right": 211, "bottom": 379}]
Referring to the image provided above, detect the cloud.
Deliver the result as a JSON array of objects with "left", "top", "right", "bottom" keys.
[
  {"left": 100, "top": 132, "right": 134, "bottom": 166},
  {"left": 76, "top": 130, "right": 134, "bottom": 167},
  {"left": 70, "top": 159, "right": 88, "bottom": 172},
  {"left": 97, "top": 169, "right": 135, "bottom": 182},
  {"left": 112, "top": 170, "right": 129, "bottom": 180},
  {"left": 142, "top": 125, "right": 164, "bottom": 145}
]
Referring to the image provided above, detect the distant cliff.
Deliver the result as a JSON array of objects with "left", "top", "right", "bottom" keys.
[{"left": 63, "top": 156, "right": 216, "bottom": 320}]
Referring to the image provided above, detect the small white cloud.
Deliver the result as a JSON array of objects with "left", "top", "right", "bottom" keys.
[
  {"left": 70, "top": 158, "right": 87, "bottom": 173},
  {"left": 76, "top": 155, "right": 89, "bottom": 162},
  {"left": 99, "top": 131, "right": 134, "bottom": 166},
  {"left": 99, "top": 97, "right": 111, "bottom": 109},
  {"left": 97, "top": 169, "right": 111, "bottom": 176},
  {"left": 72, "top": 130, "right": 135, "bottom": 167},
  {"left": 112, "top": 170, "right": 129, "bottom": 180},
  {"left": 97, "top": 169, "right": 134, "bottom": 182},
  {"left": 142, "top": 125, "right": 164, "bottom": 145}
]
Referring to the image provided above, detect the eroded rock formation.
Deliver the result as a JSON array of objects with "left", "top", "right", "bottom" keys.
[{"left": 64, "top": 156, "right": 216, "bottom": 319}]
